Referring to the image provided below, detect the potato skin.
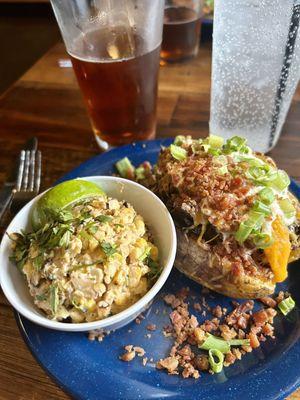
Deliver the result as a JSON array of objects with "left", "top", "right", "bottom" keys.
[{"left": 175, "top": 229, "right": 275, "bottom": 299}]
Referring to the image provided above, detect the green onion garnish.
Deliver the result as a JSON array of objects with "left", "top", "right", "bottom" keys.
[
  {"left": 228, "top": 339, "right": 250, "bottom": 346},
  {"left": 245, "top": 165, "right": 272, "bottom": 183},
  {"left": 235, "top": 222, "right": 253, "bottom": 243},
  {"left": 208, "top": 134, "right": 224, "bottom": 149},
  {"left": 278, "top": 296, "right": 295, "bottom": 315},
  {"left": 174, "top": 135, "right": 185, "bottom": 145},
  {"left": 199, "top": 334, "right": 230, "bottom": 354},
  {"left": 208, "top": 148, "right": 221, "bottom": 156},
  {"left": 170, "top": 144, "right": 187, "bottom": 161},
  {"left": 235, "top": 211, "right": 265, "bottom": 243},
  {"left": 224, "top": 136, "right": 247, "bottom": 153},
  {"left": 252, "top": 232, "right": 274, "bottom": 249},
  {"left": 252, "top": 201, "right": 272, "bottom": 216},
  {"left": 267, "top": 170, "right": 290, "bottom": 191},
  {"left": 208, "top": 349, "right": 224, "bottom": 373},
  {"left": 135, "top": 166, "right": 146, "bottom": 180},
  {"left": 115, "top": 157, "right": 135, "bottom": 179},
  {"left": 278, "top": 198, "right": 296, "bottom": 219},
  {"left": 259, "top": 187, "right": 275, "bottom": 205}
]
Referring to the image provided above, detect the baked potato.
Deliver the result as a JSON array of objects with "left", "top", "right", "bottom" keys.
[{"left": 116, "top": 135, "right": 300, "bottom": 299}]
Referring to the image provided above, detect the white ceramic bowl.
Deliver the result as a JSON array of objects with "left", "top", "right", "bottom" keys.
[{"left": 0, "top": 176, "right": 176, "bottom": 332}]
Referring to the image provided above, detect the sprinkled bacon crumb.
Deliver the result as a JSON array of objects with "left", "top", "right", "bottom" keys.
[
  {"left": 155, "top": 289, "right": 278, "bottom": 378},
  {"left": 147, "top": 324, "right": 157, "bottom": 331}
]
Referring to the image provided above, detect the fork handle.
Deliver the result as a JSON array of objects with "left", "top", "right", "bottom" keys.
[{"left": 0, "top": 184, "right": 14, "bottom": 222}]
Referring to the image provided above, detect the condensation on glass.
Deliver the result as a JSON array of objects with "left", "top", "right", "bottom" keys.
[{"left": 210, "top": 0, "right": 300, "bottom": 153}]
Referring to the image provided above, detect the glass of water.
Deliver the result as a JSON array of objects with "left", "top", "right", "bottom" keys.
[{"left": 210, "top": 0, "right": 300, "bottom": 153}]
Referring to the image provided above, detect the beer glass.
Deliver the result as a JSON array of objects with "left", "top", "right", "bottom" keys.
[
  {"left": 50, "top": 0, "right": 164, "bottom": 150},
  {"left": 161, "top": 0, "right": 204, "bottom": 63},
  {"left": 210, "top": 0, "right": 300, "bottom": 153}
]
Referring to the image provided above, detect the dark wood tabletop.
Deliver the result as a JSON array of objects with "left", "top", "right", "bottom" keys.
[{"left": 0, "top": 41, "right": 299, "bottom": 400}]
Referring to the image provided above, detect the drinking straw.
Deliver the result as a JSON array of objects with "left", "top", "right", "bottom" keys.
[{"left": 269, "top": 1, "right": 300, "bottom": 149}]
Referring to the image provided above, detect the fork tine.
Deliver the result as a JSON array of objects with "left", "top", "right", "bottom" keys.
[
  {"left": 22, "top": 150, "right": 31, "bottom": 191},
  {"left": 16, "top": 150, "right": 26, "bottom": 191},
  {"left": 34, "top": 151, "right": 42, "bottom": 193},
  {"left": 28, "top": 150, "right": 36, "bottom": 191}
]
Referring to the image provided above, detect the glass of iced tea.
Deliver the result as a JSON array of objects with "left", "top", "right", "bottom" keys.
[
  {"left": 161, "top": 0, "right": 203, "bottom": 63},
  {"left": 50, "top": 0, "right": 164, "bottom": 150}
]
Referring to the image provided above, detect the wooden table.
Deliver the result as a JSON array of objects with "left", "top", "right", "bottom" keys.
[{"left": 0, "top": 41, "right": 299, "bottom": 400}]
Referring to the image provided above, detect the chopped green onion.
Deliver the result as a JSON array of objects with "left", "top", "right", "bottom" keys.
[
  {"left": 246, "top": 210, "right": 265, "bottom": 229},
  {"left": 224, "top": 136, "right": 248, "bottom": 153},
  {"left": 174, "top": 135, "right": 185, "bottom": 145},
  {"left": 278, "top": 198, "right": 296, "bottom": 219},
  {"left": 235, "top": 222, "right": 253, "bottom": 243},
  {"left": 135, "top": 166, "right": 146, "bottom": 180},
  {"left": 278, "top": 296, "right": 295, "bottom": 315},
  {"left": 252, "top": 232, "right": 274, "bottom": 249},
  {"left": 245, "top": 165, "right": 273, "bottom": 183},
  {"left": 170, "top": 144, "right": 187, "bottom": 161},
  {"left": 235, "top": 211, "right": 265, "bottom": 243},
  {"left": 252, "top": 201, "right": 272, "bottom": 216},
  {"left": 208, "top": 148, "right": 221, "bottom": 156},
  {"left": 115, "top": 157, "right": 135, "bottom": 179},
  {"left": 228, "top": 339, "right": 250, "bottom": 346},
  {"left": 267, "top": 170, "right": 290, "bottom": 191},
  {"left": 208, "top": 135, "right": 224, "bottom": 149},
  {"left": 209, "top": 349, "right": 224, "bottom": 373},
  {"left": 199, "top": 334, "right": 230, "bottom": 354},
  {"left": 259, "top": 187, "right": 275, "bottom": 205}
]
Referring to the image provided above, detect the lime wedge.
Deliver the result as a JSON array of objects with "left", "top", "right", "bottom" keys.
[{"left": 31, "top": 179, "right": 105, "bottom": 229}]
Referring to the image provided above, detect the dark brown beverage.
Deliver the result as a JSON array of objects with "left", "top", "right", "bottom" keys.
[
  {"left": 70, "top": 27, "right": 160, "bottom": 148},
  {"left": 161, "top": 6, "right": 201, "bottom": 63}
]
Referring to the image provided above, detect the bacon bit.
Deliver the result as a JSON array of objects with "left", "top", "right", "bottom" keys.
[
  {"left": 156, "top": 357, "right": 179, "bottom": 373},
  {"left": 232, "top": 348, "right": 242, "bottom": 360},
  {"left": 193, "top": 302, "right": 202, "bottom": 312},
  {"left": 219, "top": 324, "right": 237, "bottom": 341},
  {"left": 133, "top": 346, "right": 146, "bottom": 357},
  {"left": 237, "top": 314, "right": 250, "bottom": 330},
  {"left": 212, "top": 305, "right": 223, "bottom": 318},
  {"left": 275, "top": 291, "right": 285, "bottom": 304},
  {"left": 182, "top": 365, "right": 200, "bottom": 379},
  {"left": 201, "top": 319, "right": 219, "bottom": 333},
  {"left": 259, "top": 297, "right": 277, "bottom": 308},
  {"left": 248, "top": 332, "right": 260, "bottom": 349},
  {"left": 262, "top": 323, "right": 274, "bottom": 338},
  {"left": 252, "top": 310, "right": 269, "bottom": 327},
  {"left": 194, "top": 354, "right": 209, "bottom": 371},
  {"left": 224, "top": 351, "right": 236, "bottom": 366},
  {"left": 124, "top": 345, "right": 133, "bottom": 352},
  {"left": 120, "top": 350, "right": 136, "bottom": 362},
  {"left": 147, "top": 324, "right": 157, "bottom": 331}
]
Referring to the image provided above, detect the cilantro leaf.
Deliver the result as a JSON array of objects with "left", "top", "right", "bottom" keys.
[
  {"left": 101, "top": 242, "right": 117, "bottom": 257},
  {"left": 95, "top": 215, "right": 113, "bottom": 223}
]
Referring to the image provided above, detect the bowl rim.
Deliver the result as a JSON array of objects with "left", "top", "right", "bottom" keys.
[{"left": 0, "top": 176, "right": 177, "bottom": 332}]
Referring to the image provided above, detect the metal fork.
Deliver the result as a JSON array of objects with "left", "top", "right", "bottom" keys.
[{"left": 10, "top": 150, "right": 42, "bottom": 214}]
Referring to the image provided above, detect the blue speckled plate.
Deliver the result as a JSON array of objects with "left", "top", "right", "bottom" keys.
[{"left": 16, "top": 139, "right": 300, "bottom": 400}]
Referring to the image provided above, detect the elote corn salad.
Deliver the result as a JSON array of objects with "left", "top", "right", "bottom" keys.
[{"left": 10, "top": 196, "right": 160, "bottom": 323}]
